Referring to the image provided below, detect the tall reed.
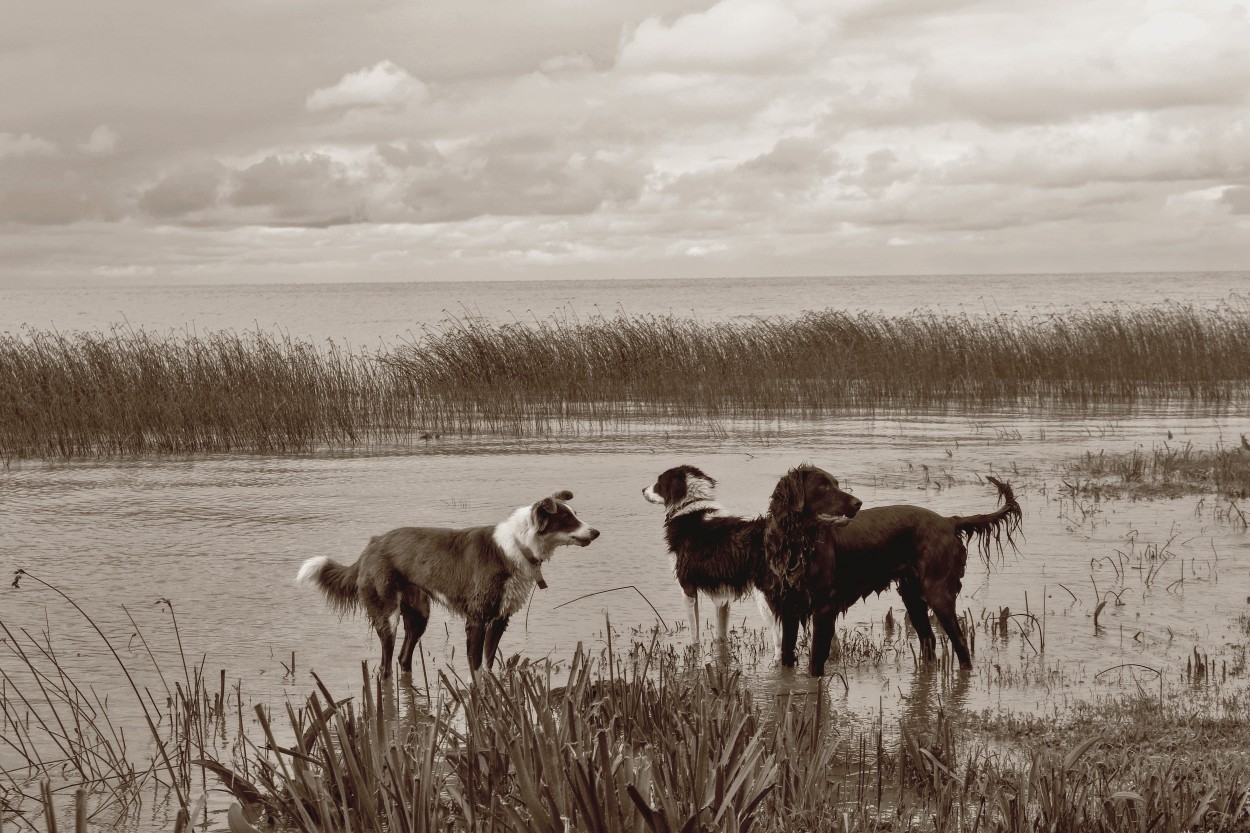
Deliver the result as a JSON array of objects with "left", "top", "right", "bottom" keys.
[{"left": 3, "top": 301, "right": 1249, "bottom": 459}]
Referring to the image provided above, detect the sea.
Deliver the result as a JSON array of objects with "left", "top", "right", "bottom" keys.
[{"left": 2, "top": 270, "right": 1247, "bottom": 345}]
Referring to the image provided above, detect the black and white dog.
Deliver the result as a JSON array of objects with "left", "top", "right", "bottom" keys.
[
  {"left": 643, "top": 465, "right": 860, "bottom": 648},
  {"left": 298, "top": 491, "right": 600, "bottom": 676}
]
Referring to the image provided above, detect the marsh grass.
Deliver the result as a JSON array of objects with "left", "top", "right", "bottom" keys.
[
  {"left": 1063, "top": 439, "right": 1250, "bottom": 515},
  {"left": 4, "top": 301, "right": 1250, "bottom": 459},
  {"left": 8, "top": 573, "right": 1250, "bottom": 833}
]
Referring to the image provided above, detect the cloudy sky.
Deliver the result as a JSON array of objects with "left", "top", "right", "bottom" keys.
[{"left": 2, "top": 0, "right": 1248, "bottom": 285}]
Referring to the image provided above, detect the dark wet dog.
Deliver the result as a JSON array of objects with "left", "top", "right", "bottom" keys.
[{"left": 761, "top": 475, "right": 1020, "bottom": 675}]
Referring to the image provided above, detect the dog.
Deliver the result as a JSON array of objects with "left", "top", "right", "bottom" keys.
[
  {"left": 297, "top": 490, "right": 599, "bottom": 677},
  {"left": 760, "top": 473, "right": 1020, "bottom": 676},
  {"left": 643, "top": 464, "right": 861, "bottom": 646}
]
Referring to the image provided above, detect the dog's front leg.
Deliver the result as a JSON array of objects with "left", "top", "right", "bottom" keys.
[
  {"left": 483, "top": 617, "right": 510, "bottom": 669},
  {"left": 465, "top": 620, "right": 488, "bottom": 675},
  {"left": 683, "top": 592, "right": 700, "bottom": 648},
  {"left": 809, "top": 608, "right": 837, "bottom": 677},
  {"left": 754, "top": 591, "right": 782, "bottom": 663},
  {"left": 714, "top": 603, "right": 730, "bottom": 643},
  {"left": 779, "top": 613, "right": 800, "bottom": 668}
]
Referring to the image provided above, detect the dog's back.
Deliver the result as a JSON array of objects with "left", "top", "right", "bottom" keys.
[
  {"left": 665, "top": 510, "right": 767, "bottom": 599},
  {"left": 356, "top": 525, "right": 508, "bottom": 617}
]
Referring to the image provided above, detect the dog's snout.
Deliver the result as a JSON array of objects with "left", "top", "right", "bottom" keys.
[
  {"left": 588, "top": 528, "right": 601, "bottom": 540},
  {"left": 850, "top": 497, "right": 863, "bottom": 515}
]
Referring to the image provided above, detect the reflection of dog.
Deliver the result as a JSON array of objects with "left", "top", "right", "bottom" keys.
[
  {"left": 297, "top": 491, "right": 599, "bottom": 676},
  {"left": 643, "top": 465, "right": 861, "bottom": 645},
  {"left": 762, "top": 475, "right": 1020, "bottom": 676}
]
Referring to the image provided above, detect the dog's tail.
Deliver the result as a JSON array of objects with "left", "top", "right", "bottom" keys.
[
  {"left": 952, "top": 476, "right": 1022, "bottom": 566},
  {"left": 296, "top": 556, "right": 360, "bottom": 615}
]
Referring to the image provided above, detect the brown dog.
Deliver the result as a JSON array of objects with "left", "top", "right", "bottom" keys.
[
  {"left": 298, "top": 491, "right": 599, "bottom": 676},
  {"left": 761, "top": 474, "right": 1020, "bottom": 675}
]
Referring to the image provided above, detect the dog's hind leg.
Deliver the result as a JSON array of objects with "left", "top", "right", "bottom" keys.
[
  {"left": 898, "top": 577, "right": 938, "bottom": 663},
  {"left": 684, "top": 591, "right": 700, "bottom": 648},
  {"left": 368, "top": 609, "right": 398, "bottom": 679},
  {"left": 398, "top": 592, "right": 431, "bottom": 675},
  {"left": 929, "top": 589, "right": 973, "bottom": 670},
  {"left": 362, "top": 583, "right": 399, "bottom": 678},
  {"left": 483, "top": 617, "right": 510, "bottom": 669}
]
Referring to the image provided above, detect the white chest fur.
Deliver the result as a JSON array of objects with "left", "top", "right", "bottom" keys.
[{"left": 499, "top": 570, "right": 536, "bottom": 618}]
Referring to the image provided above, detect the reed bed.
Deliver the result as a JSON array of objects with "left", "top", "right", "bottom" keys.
[{"left": 3, "top": 301, "right": 1249, "bottom": 459}]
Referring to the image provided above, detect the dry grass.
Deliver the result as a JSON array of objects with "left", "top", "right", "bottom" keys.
[{"left": 3, "top": 301, "right": 1249, "bottom": 459}]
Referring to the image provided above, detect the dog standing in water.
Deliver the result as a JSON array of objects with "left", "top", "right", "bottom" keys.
[
  {"left": 643, "top": 465, "right": 861, "bottom": 646},
  {"left": 298, "top": 490, "right": 599, "bottom": 676}
]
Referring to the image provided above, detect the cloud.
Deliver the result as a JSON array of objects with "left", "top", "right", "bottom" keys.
[
  {"left": 306, "top": 60, "right": 429, "bottom": 111},
  {"left": 618, "top": 0, "right": 834, "bottom": 74},
  {"left": 139, "top": 160, "right": 228, "bottom": 218},
  {"left": 228, "top": 152, "right": 369, "bottom": 225},
  {"left": 1222, "top": 186, "right": 1250, "bottom": 215},
  {"left": 0, "top": 132, "right": 57, "bottom": 158},
  {"left": 80, "top": 125, "right": 119, "bottom": 155},
  {"left": 3, "top": 0, "right": 1250, "bottom": 283},
  {"left": 913, "top": 6, "right": 1250, "bottom": 124}
]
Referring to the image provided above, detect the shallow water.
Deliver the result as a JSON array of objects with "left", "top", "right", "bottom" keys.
[
  {"left": 4, "top": 408, "right": 1246, "bottom": 696},
  {"left": 3, "top": 408, "right": 1249, "bottom": 828}
]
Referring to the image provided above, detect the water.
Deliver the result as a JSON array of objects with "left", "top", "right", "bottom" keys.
[
  {"left": 2, "top": 272, "right": 1249, "bottom": 828},
  {"left": 2, "top": 271, "right": 1247, "bottom": 345},
  {"left": 4, "top": 411, "right": 1246, "bottom": 709}
]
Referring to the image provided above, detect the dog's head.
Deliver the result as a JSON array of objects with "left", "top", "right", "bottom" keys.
[
  {"left": 531, "top": 490, "right": 600, "bottom": 549},
  {"left": 643, "top": 465, "right": 717, "bottom": 509},
  {"left": 768, "top": 465, "right": 861, "bottom": 527},
  {"left": 763, "top": 466, "right": 861, "bottom": 593}
]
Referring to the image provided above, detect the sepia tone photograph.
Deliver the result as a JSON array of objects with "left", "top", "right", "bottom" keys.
[{"left": 2, "top": 1, "right": 1249, "bottom": 830}]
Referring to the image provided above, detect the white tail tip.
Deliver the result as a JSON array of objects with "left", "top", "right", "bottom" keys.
[{"left": 296, "top": 556, "right": 328, "bottom": 585}]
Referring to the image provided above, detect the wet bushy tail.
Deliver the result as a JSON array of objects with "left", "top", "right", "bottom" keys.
[
  {"left": 953, "top": 476, "right": 1022, "bottom": 565},
  {"left": 296, "top": 556, "right": 360, "bottom": 615}
]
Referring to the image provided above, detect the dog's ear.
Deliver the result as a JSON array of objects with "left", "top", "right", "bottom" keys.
[
  {"left": 553, "top": 490, "right": 573, "bottom": 501},
  {"left": 769, "top": 468, "right": 806, "bottom": 518},
  {"left": 656, "top": 469, "right": 687, "bottom": 504},
  {"left": 532, "top": 496, "right": 558, "bottom": 531},
  {"left": 763, "top": 515, "right": 784, "bottom": 561}
]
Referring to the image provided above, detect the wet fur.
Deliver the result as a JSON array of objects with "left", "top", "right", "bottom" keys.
[
  {"left": 644, "top": 464, "right": 860, "bottom": 646},
  {"left": 297, "top": 491, "right": 598, "bottom": 677},
  {"left": 763, "top": 475, "right": 1021, "bottom": 675}
]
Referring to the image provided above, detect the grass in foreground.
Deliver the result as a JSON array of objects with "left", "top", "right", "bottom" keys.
[
  {"left": 6, "top": 574, "right": 1250, "bottom": 832},
  {"left": 3, "top": 301, "right": 1250, "bottom": 459}
]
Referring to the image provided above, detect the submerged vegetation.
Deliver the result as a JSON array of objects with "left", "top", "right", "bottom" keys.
[
  {"left": 1062, "top": 436, "right": 1250, "bottom": 503},
  {"left": 2, "top": 301, "right": 1250, "bottom": 459},
  {"left": 6, "top": 574, "right": 1250, "bottom": 832}
]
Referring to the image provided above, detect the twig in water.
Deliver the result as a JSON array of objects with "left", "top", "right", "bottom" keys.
[{"left": 554, "top": 586, "right": 670, "bottom": 631}]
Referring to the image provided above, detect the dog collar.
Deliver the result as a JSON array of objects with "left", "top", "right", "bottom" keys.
[{"left": 517, "top": 544, "right": 548, "bottom": 589}]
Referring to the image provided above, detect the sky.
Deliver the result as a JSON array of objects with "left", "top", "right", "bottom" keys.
[{"left": 1, "top": 0, "right": 1248, "bottom": 285}]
